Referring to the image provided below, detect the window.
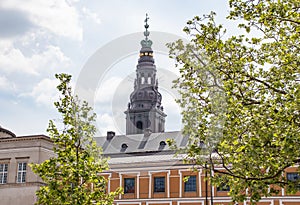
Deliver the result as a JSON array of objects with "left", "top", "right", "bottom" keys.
[
  {"left": 136, "top": 121, "right": 143, "bottom": 133},
  {"left": 149, "top": 92, "right": 154, "bottom": 98},
  {"left": 287, "top": 172, "right": 300, "bottom": 189},
  {"left": 124, "top": 178, "right": 135, "bottom": 193},
  {"left": 287, "top": 173, "right": 300, "bottom": 181},
  {"left": 17, "top": 162, "right": 27, "bottom": 183},
  {"left": 217, "top": 182, "right": 230, "bottom": 192},
  {"left": 184, "top": 176, "right": 196, "bottom": 192},
  {"left": 154, "top": 177, "right": 165, "bottom": 192},
  {"left": 0, "top": 164, "right": 8, "bottom": 184}
]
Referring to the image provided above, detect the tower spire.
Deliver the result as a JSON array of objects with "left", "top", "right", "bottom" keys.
[{"left": 125, "top": 14, "right": 167, "bottom": 135}]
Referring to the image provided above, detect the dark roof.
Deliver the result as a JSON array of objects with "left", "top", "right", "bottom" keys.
[
  {"left": 95, "top": 131, "right": 188, "bottom": 167},
  {"left": 0, "top": 126, "right": 16, "bottom": 138},
  {"left": 95, "top": 131, "right": 187, "bottom": 156}
]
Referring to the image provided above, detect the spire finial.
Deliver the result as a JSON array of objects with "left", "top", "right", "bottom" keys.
[
  {"left": 145, "top": 13, "right": 149, "bottom": 26},
  {"left": 144, "top": 13, "right": 150, "bottom": 40},
  {"left": 141, "top": 13, "right": 152, "bottom": 48}
]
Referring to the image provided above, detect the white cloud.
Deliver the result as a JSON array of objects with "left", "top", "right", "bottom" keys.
[
  {"left": 66, "top": 0, "right": 80, "bottom": 3},
  {"left": 96, "top": 113, "right": 117, "bottom": 136},
  {"left": 23, "top": 76, "right": 78, "bottom": 107},
  {"left": 0, "top": 42, "right": 71, "bottom": 75},
  {"left": 95, "top": 76, "right": 123, "bottom": 103},
  {"left": 26, "top": 78, "right": 59, "bottom": 107},
  {"left": 0, "top": 76, "right": 15, "bottom": 91},
  {"left": 82, "top": 7, "right": 101, "bottom": 24},
  {"left": 0, "top": 76, "right": 9, "bottom": 88},
  {"left": 1, "top": 0, "right": 82, "bottom": 41}
]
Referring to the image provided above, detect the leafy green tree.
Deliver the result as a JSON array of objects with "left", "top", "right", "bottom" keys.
[
  {"left": 168, "top": 0, "right": 299, "bottom": 203},
  {"left": 31, "top": 73, "right": 121, "bottom": 205}
]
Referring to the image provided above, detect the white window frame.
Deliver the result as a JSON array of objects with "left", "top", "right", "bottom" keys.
[
  {"left": 0, "top": 163, "right": 8, "bottom": 184},
  {"left": 17, "top": 162, "right": 27, "bottom": 183}
]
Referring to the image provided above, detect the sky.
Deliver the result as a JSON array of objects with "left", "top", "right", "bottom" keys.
[{"left": 0, "top": 0, "right": 233, "bottom": 137}]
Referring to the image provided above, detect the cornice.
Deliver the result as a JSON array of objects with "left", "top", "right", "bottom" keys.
[{"left": 0, "top": 135, "right": 51, "bottom": 143}]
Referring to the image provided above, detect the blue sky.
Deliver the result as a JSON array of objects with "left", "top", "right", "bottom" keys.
[{"left": 0, "top": 0, "right": 232, "bottom": 136}]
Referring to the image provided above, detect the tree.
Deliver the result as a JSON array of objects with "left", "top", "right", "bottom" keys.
[
  {"left": 31, "top": 73, "right": 121, "bottom": 205},
  {"left": 168, "top": 0, "right": 299, "bottom": 203}
]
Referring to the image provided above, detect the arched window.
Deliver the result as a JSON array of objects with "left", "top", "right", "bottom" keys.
[{"left": 136, "top": 121, "right": 143, "bottom": 133}]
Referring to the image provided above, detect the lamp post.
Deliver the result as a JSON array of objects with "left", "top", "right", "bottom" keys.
[
  {"left": 205, "top": 163, "right": 214, "bottom": 205},
  {"left": 210, "top": 164, "right": 214, "bottom": 205},
  {"left": 205, "top": 163, "right": 208, "bottom": 205}
]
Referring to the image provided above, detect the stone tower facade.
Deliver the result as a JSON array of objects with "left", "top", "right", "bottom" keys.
[{"left": 125, "top": 15, "right": 166, "bottom": 135}]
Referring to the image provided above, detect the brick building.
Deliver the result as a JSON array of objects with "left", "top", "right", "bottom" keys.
[{"left": 96, "top": 130, "right": 300, "bottom": 205}]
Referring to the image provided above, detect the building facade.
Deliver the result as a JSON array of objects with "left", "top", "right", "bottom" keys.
[
  {"left": 1, "top": 128, "right": 300, "bottom": 205},
  {"left": 0, "top": 126, "right": 53, "bottom": 205},
  {"left": 96, "top": 130, "right": 300, "bottom": 205}
]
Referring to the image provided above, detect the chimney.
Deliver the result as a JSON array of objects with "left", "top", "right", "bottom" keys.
[{"left": 106, "top": 131, "right": 115, "bottom": 140}]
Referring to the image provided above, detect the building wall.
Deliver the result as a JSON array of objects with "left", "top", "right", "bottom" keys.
[
  {"left": 103, "top": 166, "right": 300, "bottom": 205},
  {"left": 0, "top": 136, "right": 53, "bottom": 205},
  {"left": 1, "top": 135, "right": 300, "bottom": 205}
]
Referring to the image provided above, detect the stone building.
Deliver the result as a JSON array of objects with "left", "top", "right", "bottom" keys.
[{"left": 0, "top": 126, "right": 53, "bottom": 205}]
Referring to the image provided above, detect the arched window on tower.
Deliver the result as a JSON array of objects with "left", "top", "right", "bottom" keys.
[
  {"left": 148, "top": 76, "right": 151, "bottom": 84},
  {"left": 136, "top": 121, "right": 143, "bottom": 133},
  {"left": 141, "top": 77, "right": 145, "bottom": 84}
]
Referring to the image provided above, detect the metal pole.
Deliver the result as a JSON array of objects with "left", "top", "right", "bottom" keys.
[
  {"left": 210, "top": 165, "right": 213, "bottom": 205},
  {"left": 205, "top": 163, "right": 208, "bottom": 205}
]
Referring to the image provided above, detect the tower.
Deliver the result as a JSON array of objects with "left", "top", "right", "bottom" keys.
[{"left": 125, "top": 14, "right": 167, "bottom": 135}]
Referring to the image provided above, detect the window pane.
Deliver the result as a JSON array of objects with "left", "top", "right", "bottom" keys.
[
  {"left": 184, "top": 176, "right": 197, "bottom": 192},
  {"left": 17, "top": 162, "right": 27, "bottom": 183},
  {"left": 287, "top": 173, "right": 299, "bottom": 181},
  {"left": 217, "top": 182, "right": 230, "bottom": 191},
  {"left": 23, "top": 163, "right": 27, "bottom": 171},
  {"left": 154, "top": 177, "right": 165, "bottom": 192},
  {"left": 0, "top": 164, "right": 8, "bottom": 184},
  {"left": 22, "top": 172, "right": 26, "bottom": 182},
  {"left": 287, "top": 173, "right": 300, "bottom": 189},
  {"left": 18, "top": 163, "right": 23, "bottom": 171},
  {"left": 3, "top": 173, "right": 7, "bottom": 183},
  {"left": 17, "top": 172, "right": 22, "bottom": 183},
  {"left": 124, "top": 178, "right": 135, "bottom": 193}
]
